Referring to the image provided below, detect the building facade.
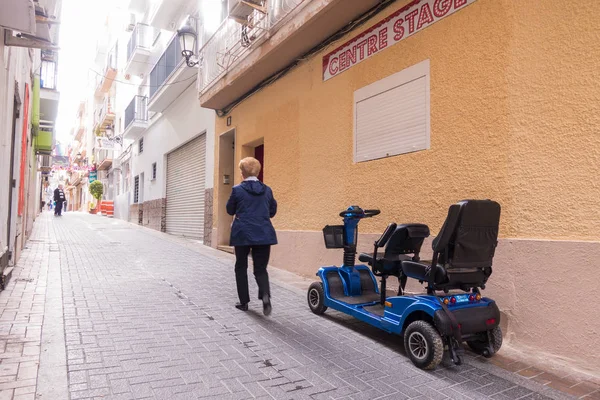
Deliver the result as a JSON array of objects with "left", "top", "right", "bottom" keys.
[
  {"left": 0, "top": 0, "right": 61, "bottom": 286},
  {"left": 202, "top": 0, "right": 600, "bottom": 372},
  {"left": 68, "top": 0, "right": 216, "bottom": 241}
]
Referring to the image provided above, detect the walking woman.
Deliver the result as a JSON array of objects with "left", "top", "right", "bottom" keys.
[{"left": 226, "top": 157, "right": 277, "bottom": 315}]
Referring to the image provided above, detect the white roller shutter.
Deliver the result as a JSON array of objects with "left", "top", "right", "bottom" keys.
[
  {"left": 354, "top": 59, "right": 430, "bottom": 163},
  {"left": 166, "top": 134, "right": 206, "bottom": 239}
]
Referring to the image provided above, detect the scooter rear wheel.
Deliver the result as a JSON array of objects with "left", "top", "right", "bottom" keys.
[
  {"left": 308, "top": 282, "right": 328, "bottom": 315},
  {"left": 467, "top": 326, "right": 503, "bottom": 357},
  {"left": 404, "top": 320, "right": 444, "bottom": 370}
]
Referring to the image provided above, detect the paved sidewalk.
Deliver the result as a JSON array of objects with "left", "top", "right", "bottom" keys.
[{"left": 0, "top": 212, "right": 589, "bottom": 399}]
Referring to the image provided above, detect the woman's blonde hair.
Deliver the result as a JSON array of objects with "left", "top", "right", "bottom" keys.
[{"left": 239, "top": 157, "right": 261, "bottom": 178}]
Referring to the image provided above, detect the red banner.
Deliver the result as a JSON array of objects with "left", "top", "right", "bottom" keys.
[{"left": 18, "top": 84, "right": 29, "bottom": 216}]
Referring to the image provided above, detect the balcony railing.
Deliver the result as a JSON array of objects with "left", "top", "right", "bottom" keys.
[
  {"left": 95, "top": 97, "right": 114, "bottom": 131},
  {"left": 107, "top": 43, "right": 118, "bottom": 71},
  {"left": 198, "top": 0, "right": 306, "bottom": 94},
  {"left": 125, "top": 96, "right": 148, "bottom": 129},
  {"left": 127, "top": 24, "right": 154, "bottom": 62},
  {"left": 149, "top": 35, "right": 182, "bottom": 99},
  {"left": 95, "top": 43, "right": 118, "bottom": 96}
]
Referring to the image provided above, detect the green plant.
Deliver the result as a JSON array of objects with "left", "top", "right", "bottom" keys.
[
  {"left": 89, "top": 180, "right": 104, "bottom": 201},
  {"left": 89, "top": 202, "right": 96, "bottom": 210}
]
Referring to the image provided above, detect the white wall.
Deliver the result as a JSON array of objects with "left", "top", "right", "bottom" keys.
[
  {"left": 0, "top": 29, "right": 34, "bottom": 258},
  {"left": 131, "top": 83, "right": 215, "bottom": 203}
]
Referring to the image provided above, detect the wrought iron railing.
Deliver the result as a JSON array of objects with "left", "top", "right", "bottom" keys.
[
  {"left": 95, "top": 97, "right": 114, "bottom": 129},
  {"left": 149, "top": 35, "right": 182, "bottom": 99},
  {"left": 97, "top": 149, "right": 112, "bottom": 164},
  {"left": 124, "top": 95, "right": 148, "bottom": 129},
  {"left": 198, "top": 0, "right": 308, "bottom": 94}
]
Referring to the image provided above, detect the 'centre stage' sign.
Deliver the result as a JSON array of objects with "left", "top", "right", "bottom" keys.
[{"left": 322, "top": 0, "right": 478, "bottom": 81}]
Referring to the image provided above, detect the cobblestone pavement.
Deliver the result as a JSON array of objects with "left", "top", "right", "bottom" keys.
[{"left": 0, "top": 213, "right": 583, "bottom": 400}]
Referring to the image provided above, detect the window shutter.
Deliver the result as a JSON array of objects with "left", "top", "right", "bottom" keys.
[{"left": 354, "top": 60, "right": 430, "bottom": 163}]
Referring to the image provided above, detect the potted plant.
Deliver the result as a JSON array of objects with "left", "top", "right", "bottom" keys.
[
  {"left": 89, "top": 202, "right": 97, "bottom": 214},
  {"left": 89, "top": 180, "right": 104, "bottom": 215}
]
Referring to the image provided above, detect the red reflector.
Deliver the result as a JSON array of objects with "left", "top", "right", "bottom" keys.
[
  {"left": 450, "top": 296, "right": 456, "bottom": 304},
  {"left": 468, "top": 295, "right": 475, "bottom": 302},
  {"left": 486, "top": 318, "right": 496, "bottom": 325}
]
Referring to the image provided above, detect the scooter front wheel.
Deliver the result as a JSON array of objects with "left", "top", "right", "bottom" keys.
[{"left": 307, "top": 282, "right": 328, "bottom": 315}]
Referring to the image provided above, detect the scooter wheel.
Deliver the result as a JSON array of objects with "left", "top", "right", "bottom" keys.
[
  {"left": 404, "top": 320, "right": 444, "bottom": 370},
  {"left": 467, "top": 326, "right": 503, "bottom": 357},
  {"left": 307, "top": 282, "right": 327, "bottom": 315}
]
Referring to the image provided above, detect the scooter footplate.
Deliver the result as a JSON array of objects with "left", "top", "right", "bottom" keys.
[{"left": 331, "top": 293, "right": 380, "bottom": 305}]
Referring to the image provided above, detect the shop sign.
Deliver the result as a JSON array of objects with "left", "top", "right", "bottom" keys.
[
  {"left": 89, "top": 171, "right": 97, "bottom": 183},
  {"left": 95, "top": 137, "right": 116, "bottom": 150},
  {"left": 322, "top": 0, "right": 478, "bottom": 81}
]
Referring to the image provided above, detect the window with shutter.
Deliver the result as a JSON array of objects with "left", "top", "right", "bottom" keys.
[{"left": 354, "top": 59, "right": 430, "bottom": 163}]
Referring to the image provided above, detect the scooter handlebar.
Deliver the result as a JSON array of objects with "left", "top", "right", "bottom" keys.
[
  {"left": 338, "top": 208, "right": 380, "bottom": 218},
  {"left": 363, "top": 209, "right": 381, "bottom": 217}
]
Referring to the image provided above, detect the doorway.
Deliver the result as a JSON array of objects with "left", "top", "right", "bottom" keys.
[
  {"left": 217, "top": 130, "right": 235, "bottom": 248},
  {"left": 254, "top": 144, "right": 264, "bottom": 182},
  {"left": 7, "top": 90, "right": 21, "bottom": 255}
]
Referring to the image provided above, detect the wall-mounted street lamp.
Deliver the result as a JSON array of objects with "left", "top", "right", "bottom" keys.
[{"left": 177, "top": 19, "right": 199, "bottom": 67}]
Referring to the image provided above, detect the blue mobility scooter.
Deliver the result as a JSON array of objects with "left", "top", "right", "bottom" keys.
[{"left": 307, "top": 200, "right": 503, "bottom": 370}]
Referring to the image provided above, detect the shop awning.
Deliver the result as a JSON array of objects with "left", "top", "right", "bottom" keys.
[{"left": 0, "top": 0, "right": 36, "bottom": 34}]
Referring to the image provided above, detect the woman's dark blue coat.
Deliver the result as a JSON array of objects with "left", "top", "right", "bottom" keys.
[{"left": 226, "top": 180, "right": 277, "bottom": 246}]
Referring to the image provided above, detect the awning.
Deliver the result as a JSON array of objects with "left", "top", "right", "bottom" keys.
[{"left": 0, "top": 0, "right": 36, "bottom": 34}]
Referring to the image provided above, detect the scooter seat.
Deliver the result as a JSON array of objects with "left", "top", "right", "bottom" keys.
[
  {"left": 359, "top": 253, "right": 411, "bottom": 276},
  {"left": 401, "top": 261, "right": 447, "bottom": 284},
  {"left": 402, "top": 261, "right": 492, "bottom": 289}
]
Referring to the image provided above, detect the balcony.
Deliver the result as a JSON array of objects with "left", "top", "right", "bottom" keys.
[
  {"left": 148, "top": 0, "right": 190, "bottom": 31},
  {"left": 94, "top": 97, "right": 115, "bottom": 133},
  {"left": 123, "top": 96, "right": 149, "bottom": 140},
  {"left": 147, "top": 35, "right": 197, "bottom": 113},
  {"left": 34, "top": 129, "right": 53, "bottom": 155},
  {"left": 199, "top": 0, "right": 383, "bottom": 110},
  {"left": 124, "top": 24, "right": 157, "bottom": 77},
  {"left": 97, "top": 149, "right": 113, "bottom": 171},
  {"left": 40, "top": 51, "right": 60, "bottom": 123},
  {"left": 95, "top": 44, "right": 118, "bottom": 97},
  {"left": 75, "top": 120, "right": 85, "bottom": 142},
  {"left": 39, "top": 155, "right": 52, "bottom": 173}
]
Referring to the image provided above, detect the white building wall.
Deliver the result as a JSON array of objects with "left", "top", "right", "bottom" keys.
[
  {"left": 132, "top": 83, "right": 215, "bottom": 203},
  {"left": 0, "top": 30, "right": 35, "bottom": 263}
]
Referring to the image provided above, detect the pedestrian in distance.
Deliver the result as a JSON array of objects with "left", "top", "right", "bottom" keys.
[
  {"left": 226, "top": 157, "right": 277, "bottom": 316},
  {"left": 54, "top": 184, "right": 66, "bottom": 216}
]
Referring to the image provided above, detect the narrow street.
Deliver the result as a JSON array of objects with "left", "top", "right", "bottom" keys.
[{"left": 0, "top": 213, "right": 576, "bottom": 400}]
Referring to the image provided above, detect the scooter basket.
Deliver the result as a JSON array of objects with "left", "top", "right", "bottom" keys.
[{"left": 323, "top": 225, "right": 345, "bottom": 249}]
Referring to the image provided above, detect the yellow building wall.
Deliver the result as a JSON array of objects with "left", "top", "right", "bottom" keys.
[
  {"left": 215, "top": 0, "right": 600, "bottom": 241},
  {"left": 213, "top": 0, "right": 600, "bottom": 372}
]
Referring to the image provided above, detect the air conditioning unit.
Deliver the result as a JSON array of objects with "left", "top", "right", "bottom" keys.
[
  {"left": 229, "top": 0, "right": 265, "bottom": 23},
  {"left": 126, "top": 13, "right": 136, "bottom": 32}
]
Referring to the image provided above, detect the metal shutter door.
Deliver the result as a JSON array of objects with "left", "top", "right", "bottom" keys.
[{"left": 166, "top": 135, "right": 206, "bottom": 239}]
